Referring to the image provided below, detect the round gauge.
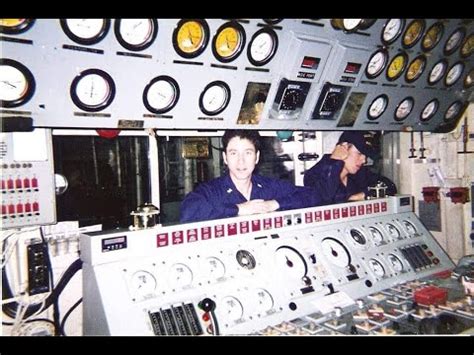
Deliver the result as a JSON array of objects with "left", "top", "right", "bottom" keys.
[
  {"left": 444, "top": 27, "right": 466, "bottom": 55},
  {"left": 247, "top": 27, "right": 278, "bottom": 67},
  {"left": 381, "top": 19, "right": 405, "bottom": 45},
  {"left": 367, "top": 95, "right": 389, "bottom": 120},
  {"left": 321, "top": 238, "right": 351, "bottom": 268},
  {"left": 420, "top": 99, "right": 439, "bottom": 122},
  {"left": 330, "top": 19, "right": 344, "bottom": 31},
  {"left": 220, "top": 296, "right": 244, "bottom": 322},
  {"left": 444, "top": 101, "right": 465, "bottom": 122},
  {"left": 349, "top": 229, "right": 367, "bottom": 246},
  {"left": 130, "top": 270, "right": 157, "bottom": 298},
  {"left": 342, "top": 19, "right": 363, "bottom": 32},
  {"left": 235, "top": 249, "right": 256, "bottom": 270},
  {"left": 403, "top": 220, "right": 417, "bottom": 235},
  {"left": 199, "top": 81, "right": 231, "bottom": 116},
  {"left": 368, "top": 259, "right": 386, "bottom": 278},
  {"left": 203, "top": 256, "right": 226, "bottom": 280},
  {"left": 168, "top": 263, "right": 193, "bottom": 288},
  {"left": 394, "top": 97, "right": 414, "bottom": 121},
  {"left": 405, "top": 55, "right": 427, "bottom": 83},
  {"left": 365, "top": 49, "right": 388, "bottom": 79},
  {"left": 428, "top": 59, "right": 448, "bottom": 85},
  {"left": 464, "top": 69, "right": 474, "bottom": 89},
  {"left": 114, "top": 19, "right": 158, "bottom": 52},
  {"left": 0, "top": 58, "right": 35, "bottom": 108},
  {"left": 253, "top": 288, "right": 274, "bottom": 313},
  {"left": 263, "top": 19, "right": 283, "bottom": 25},
  {"left": 460, "top": 33, "right": 474, "bottom": 58},
  {"left": 386, "top": 52, "right": 408, "bottom": 81},
  {"left": 445, "top": 62, "right": 464, "bottom": 87},
  {"left": 358, "top": 19, "right": 377, "bottom": 30},
  {"left": 172, "top": 19, "right": 210, "bottom": 59},
  {"left": 212, "top": 21, "right": 246, "bottom": 63},
  {"left": 421, "top": 22, "right": 444, "bottom": 52},
  {"left": 369, "top": 226, "right": 384, "bottom": 246},
  {"left": 275, "top": 245, "right": 308, "bottom": 279},
  {"left": 70, "top": 68, "right": 115, "bottom": 112},
  {"left": 386, "top": 223, "right": 401, "bottom": 239},
  {"left": 0, "top": 19, "right": 35, "bottom": 34},
  {"left": 402, "top": 19, "right": 425, "bottom": 48},
  {"left": 387, "top": 254, "right": 404, "bottom": 272},
  {"left": 143, "top": 76, "right": 180, "bottom": 114},
  {"left": 60, "top": 19, "right": 110, "bottom": 46}
]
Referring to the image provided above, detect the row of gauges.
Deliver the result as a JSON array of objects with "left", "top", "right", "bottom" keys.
[
  {"left": 0, "top": 58, "right": 231, "bottom": 115},
  {"left": 366, "top": 49, "right": 473, "bottom": 87},
  {"left": 0, "top": 19, "right": 279, "bottom": 67}
]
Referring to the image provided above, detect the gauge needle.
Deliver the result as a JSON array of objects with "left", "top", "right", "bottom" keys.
[
  {"left": 331, "top": 248, "right": 338, "bottom": 257},
  {"left": 285, "top": 256, "right": 293, "bottom": 267},
  {"left": 1, "top": 81, "right": 16, "bottom": 88}
]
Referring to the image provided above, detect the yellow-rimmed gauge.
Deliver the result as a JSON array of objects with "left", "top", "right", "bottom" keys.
[
  {"left": 405, "top": 54, "right": 427, "bottom": 83},
  {"left": 143, "top": 75, "right": 180, "bottom": 114},
  {"left": 445, "top": 61, "right": 464, "bottom": 87},
  {"left": 460, "top": 33, "right": 474, "bottom": 58},
  {"left": 247, "top": 27, "right": 278, "bottom": 67},
  {"left": 381, "top": 19, "right": 405, "bottom": 45},
  {"left": 402, "top": 19, "right": 425, "bottom": 48},
  {"left": 394, "top": 96, "right": 414, "bottom": 121},
  {"left": 386, "top": 52, "right": 408, "bottom": 81},
  {"left": 444, "top": 27, "right": 466, "bottom": 55},
  {"left": 172, "top": 19, "right": 210, "bottom": 59},
  {"left": 367, "top": 94, "right": 389, "bottom": 120},
  {"left": 464, "top": 68, "right": 474, "bottom": 89},
  {"left": 421, "top": 22, "right": 444, "bottom": 52},
  {"left": 70, "top": 68, "right": 115, "bottom": 112},
  {"left": 212, "top": 21, "right": 246, "bottom": 63},
  {"left": 428, "top": 59, "right": 448, "bottom": 85},
  {"left": 0, "top": 58, "right": 35, "bottom": 108},
  {"left": 365, "top": 49, "right": 388, "bottom": 79},
  {"left": 0, "top": 19, "right": 35, "bottom": 34},
  {"left": 114, "top": 19, "right": 158, "bottom": 52},
  {"left": 420, "top": 99, "right": 439, "bottom": 122},
  {"left": 199, "top": 81, "right": 231, "bottom": 116},
  {"left": 444, "top": 101, "right": 465, "bottom": 122},
  {"left": 60, "top": 19, "right": 110, "bottom": 46}
]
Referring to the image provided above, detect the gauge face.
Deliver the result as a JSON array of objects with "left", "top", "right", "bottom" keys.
[
  {"left": 199, "top": 81, "right": 231, "bottom": 116},
  {"left": 367, "top": 95, "right": 388, "bottom": 120},
  {"left": 70, "top": 68, "right": 115, "bottom": 112},
  {"left": 114, "top": 19, "right": 158, "bottom": 51},
  {"left": 444, "top": 101, "right": 464, "bottom": 121},
  {"left": 386, "top": 53, "right": 408, "bottom": 81},
  {"left": 172, "top": 19, "right": 210, "bottom": 58},
  {"left": 444, "top": 27, "right": 466, "bottom": 55},
  {"left": 420, "top": 99, "right": 439, "bottom": 121},
  {"left": 445, "top": 62, "right": 464, "bottom": 86},
  {"left": 422, "top": 22, "right": 444, "bottom": 52},
  {"left": 428, "top": 60, "right": 448, "bottom": 85},
  {"left": 402, "top": 19, "right": 425, "bottom": 48},
  {"left": 60, "top": 19, "right": 110, "bottom": 45},
  {"left": 235, "top": 249, "right": 256, "bottom": 270},
  {"left": 212, "top": 22, "right": 246, "bottom": 62},
  {"left": 403, "top": 220, "right": 417, "bottom": 235},
  {"left": 274, "top": 245, "right": 307, "bottom": 279},
  {"left": 247, "top": 27, "right": 278, "bottom": 67},
  {"left": 386, "top": 223, "right": 401, "bottom": 239},
  {"left": 349, "top": 229, "right": 367, "bottom": 246},
  {"left": 394, "top": 97, "right": 414, "bottom": 121},
  {"left": 0, "top": 19, "right": 35, "bottom": 34},
  {"left": 461, "top": 34, "right": 474, "bottom": 58},
  {"left": 381, "top": 19, "right": 404, "bottom": 45},
  {"left": 321, "top": 238, "right": 351, "bottom": 268},
  {"left": 388, "top": 254, "right": 404, "bottom": 272},
  {"left": 368, "top": 259, "right": 386, "bottom": 278},
  {"left": 203, "top": 256, "right": 226, "bottom": 280},
  {"left": 143, "top": 76, "right": 180, "bottom": 114},
  {"left": 342, "top": 19, "right": 363, "bottom": 32},
  {"left": 220, "top": 296, "right": 244, "bottom": 322},
  {"left": 0, "top": 58, "right": 35, "bottom": 108},
  {"left": 365, "top": 49, "right": 388, "bottom": 79},
  {"left": 168, "top": 263, "right": 193, "bottom": 288},
  {"left": 369, "top": 227, "right": 384, "bottom": 245},
  {"left": 253, "top": 288, "right": 274, "bottom": 313},
  {"left": 129, "top": 270, "right": 157, "bottom": 299},
  {"left": 464, "top": 69, "right": 474, "bottom": 89},
  {"left": 405, "top": 55, "right": 427, "bottom": 83}
]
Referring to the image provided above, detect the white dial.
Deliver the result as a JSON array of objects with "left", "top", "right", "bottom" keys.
[
  {"left": 366, "top": 49, "right": 388, "bottom": 79},
  {"left": 71, "top": 69, "right": 115, "bottom": 112},
  {"left": 388, "top": 254, "right": 404, "bottom": 272},
  {"left": 386, "top": 223, "right": 401, "bottom": 239},
  {"left": 382, "top": 19, "right": 404, "bottom": 44},
  {"left": 369, "top": 227, "right": 384, "bottom": 245},
  {"left": 143, "top": 76, "right": 179, "bottom": 114},
  {"left": 203, "top": 256, "right": 226, "bottom": 280},
  {"left": 62, "top": 19, "right": 109, "bottom": 45},
  {"left": 444, "top": 28, "right": 465, "bottom": 54},
  {"left": 253, "top": 288, "right": 274, "bottom": 313},
  {"left": 343, "top": 19, "right": 362, "bottom": 31},
  {"left": 0, "top": 64, "right": 27, "bottom": 101},
  {"left": 220, "top": 296, "right": 244, "bottom": 322},
  {"left": 421, "top": 99, "right": 439, "bottom": 121},
  {"left": 199, "top": 81, "right": 230, "bottom": 116},
  {"left": 428, "top": 60, "right": 447, "bottom": 85},
  {"left": 369, "top": 259, "right": 386, "bottom": 278},
  {"left": 248, "top": 28, "right": 278, "bottom": 66},
  {"left": 368, "top": 95, "right": 388, "bottom": 119},
  {"left": 274, "top": 246, "right": 307, "bottom": 279},
  {"left": 445, "top": 62, "right": 464, "bottom": 86},
  {"left": 168, "top": 263, "right": 193, "bottom": 288},
  {"left": 130, "top": 270, "right": 157, "bottom": 299},
  {"left": 403, "top": 220, "right": 417, "bottom": 235},
  {"left": 321, "top": 238, "right": 351, "bottom": 268},
  {"left": 395, "top": 97, "right": 414, "bottom": 121},
  {"left": 115, "top": 19, "right": 157, "bottom": 51},
  {"left": 445, "top": 101, "right": 463, "bottom": 121}
]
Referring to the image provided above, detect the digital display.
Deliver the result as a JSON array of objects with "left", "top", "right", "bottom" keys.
[
  {"left": 344, "top": 62, "right": 362, "bottom": 74},
  {"left": 102, "top": 235, "right": 127, "bottom": 252},
  {"left": 301, "top": 56, "right": 320, "bottom": 69}
]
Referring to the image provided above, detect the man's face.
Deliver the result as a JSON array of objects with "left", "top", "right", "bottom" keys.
[
  {"left": 343, "top": 143, "right": 367, "bottom": 175},
  {"left": 223, "top": 137, "right": 260, "bottom": 181}
]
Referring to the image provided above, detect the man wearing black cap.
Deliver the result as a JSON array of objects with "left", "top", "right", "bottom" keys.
[{"left": 304, "top": 131, "right": 396, "bottom": 204}]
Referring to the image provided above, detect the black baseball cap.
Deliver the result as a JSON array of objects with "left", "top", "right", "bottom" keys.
[{"left": 337, "top": 131, "right": 379, "bottom": 159}]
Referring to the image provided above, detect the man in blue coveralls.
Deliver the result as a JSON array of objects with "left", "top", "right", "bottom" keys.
[
  {"left": 303, "top": 131, "right": 397, "bottom": 205},
  {"left": 180, "top": 130, "right": 322, "bottom": 223}
]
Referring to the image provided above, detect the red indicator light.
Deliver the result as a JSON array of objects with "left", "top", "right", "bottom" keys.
[
  {"left": 344, "top": 62, "right": 361, "bottom": 74},
  {"left": 301, "top": 56, "right": 320, "bottom": 69}
]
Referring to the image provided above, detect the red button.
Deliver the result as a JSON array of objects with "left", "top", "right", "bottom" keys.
[
  {"left": 32, "top": 177, "right": 38, "bottom": 188},
  {"left": 24, "top": 203, "right": 31, "bottom": 212},
  {"left": 23, "top": 178, "right": 30, "bottom": 188},
  {"left": 32, "top": 202, "right": 39, "bottom": 211}
]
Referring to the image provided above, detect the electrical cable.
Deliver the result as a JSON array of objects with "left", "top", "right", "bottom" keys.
[{"left": 59, "top": 298, "right": 82, "bottom": 336}]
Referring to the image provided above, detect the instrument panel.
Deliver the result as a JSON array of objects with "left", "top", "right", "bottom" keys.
[{"left": 1, "top": 19, "right": 473, "bottom": 132}]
